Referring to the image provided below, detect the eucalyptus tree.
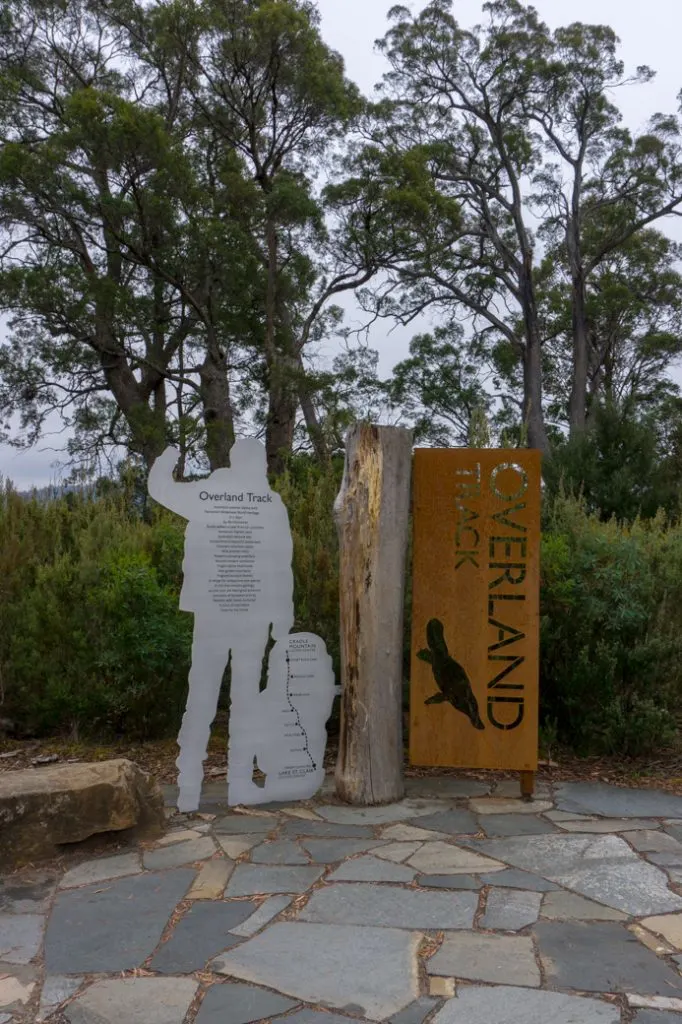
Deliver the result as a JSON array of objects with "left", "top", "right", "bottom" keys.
[
  {"left": 359, "top": 0, "right": 682, "bottom": 451},
  {"left": 0, "top": 0, "right": 215, "bottom": 469},
  {"left": 0, "top": 0, "right": 383, "bottom": 475}
]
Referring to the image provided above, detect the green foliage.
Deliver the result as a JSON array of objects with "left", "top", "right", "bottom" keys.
[
  {"left": 0, "top": 457, "right": 344, "bottom": 740},
  {"left": 544, "top": 403, "right": 682, "bottom": 521},
  {"left": 540, "top": 495, "right": 682, "bottom": 755},
  {"left": 0, "top": 483, "right": 192, "bottom": 738},
  {"left": 274, "top": 456, "right": 342, "bottom": 673},
  {"left": 4, "top": 461, "right": 682, "bottom": 759}
]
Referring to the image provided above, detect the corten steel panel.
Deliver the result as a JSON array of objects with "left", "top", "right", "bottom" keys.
[{"left": 410, "top": 449, "right": 541, "bottom": 771}]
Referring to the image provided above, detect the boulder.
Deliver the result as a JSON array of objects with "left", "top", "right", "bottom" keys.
[{"left": 0, "top": 758, "right": 165, "bottom": 867}]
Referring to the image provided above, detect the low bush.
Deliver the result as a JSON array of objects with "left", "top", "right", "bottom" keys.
[
  {"left": 0, "top": 483, "right": 191, "bottom": 738},
  {"left": 3, "top": 466, "right": 682, "bottom": 757},
  {"left": 540, "top": 495, "right": 682, "bottom": 755},
  {"left": 0, "top": 459, "right": 343, "bottom": 740}
]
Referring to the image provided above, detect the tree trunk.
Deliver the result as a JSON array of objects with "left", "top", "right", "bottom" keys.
[
  {"left": 517, "top": 255, "right": 549, "bottom": 455},
  {"left": 520, "top": 307, "right": 550, "bottom": 455},
  {"left": 333, "top": 423, "right": 412, "bottom": 805},
  {"left": 568, "top": 253, "right": 589, "bottom": 435},
  {"left": 298, "top": 366, "right": 330, "bottom": 463},
  {"left": 265, "top": 354, "right": 298, "bottom": 477},
  {"left": 101, "top": 349, "right": 166, "bottom": 469},
  {"left": 199, "top": 335, "right": 235, "bottom": 470}
]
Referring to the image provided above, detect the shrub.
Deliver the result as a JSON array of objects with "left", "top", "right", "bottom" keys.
[
  {"left": 540, "top": 495, "right": 682, "bottom": 755},
  {"left": 0, "top": 459, "right": 344, "bottom": 740},
  {"left": 275, "top": 456, "right": 342, "bottom": 674},
  {"left": 544, "top": 403, "right": 682, "bottom": 522},
  {"left": 0, "top": 485, "right": 191, "bottom": 738},
  {"left": 4, "top": 466, "right": 682, "bottom": 758}
]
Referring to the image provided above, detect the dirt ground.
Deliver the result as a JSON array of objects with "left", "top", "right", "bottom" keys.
[{"left": 3, "top": 712, "right": 682, "bottom": 795}]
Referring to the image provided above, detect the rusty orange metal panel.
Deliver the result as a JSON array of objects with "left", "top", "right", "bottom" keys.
[{"left": 410, "top": 449, "right": 541, "bottom": 771}]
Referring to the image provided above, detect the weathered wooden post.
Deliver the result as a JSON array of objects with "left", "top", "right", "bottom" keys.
[{"left": 333, "top": 423, "right": 413, "bottom": 804}]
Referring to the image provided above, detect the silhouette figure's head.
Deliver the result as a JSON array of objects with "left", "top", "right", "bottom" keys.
[
  {"left": 426, "top": 618, "right": 447, "bottom": 654},
  {"left": 208, "top": 438, "right": 268, "bottom": 486}
]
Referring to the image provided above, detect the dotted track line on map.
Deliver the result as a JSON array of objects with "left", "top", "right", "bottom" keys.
[{"left": 285, "top": 649, "right": 315, "bottom": 772}]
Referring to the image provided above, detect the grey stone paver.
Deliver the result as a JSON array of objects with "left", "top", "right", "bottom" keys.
[
  {"left": 275, "top": 1011, "right": 363, "bottom": 1024},
  {"left": 666, "top": 825, "right": 682, "bottom": 844},
  {"left": 481, "top": 814, "right": 557, "bottom": 837},
  {"left": 470, "top": 798, "right": 553, "bottom": 815},
  {"left": 556, "top": 782, "right": 682, "bottom": 819},
  {"left": 463, "top": 833, "right": 682, "bottom": 915},
  {"left": 25, "top": 776, "right": 682, "bottom": 1024},
  {"left": 299, "top": 882, "right": 477, "bottom": 929},
  {"left": 281, "top": 819, "right": 375, "bottom": 839},
  {"left": 37, "top": 975, "right": 83, "bottom": 1021},
  {"left": 633, "top": 1013, "right": 682, "bottom": 1023},
  {"left": 0, "top": 876, "right": 56, "bottom": 914},
  {"left": 158, "top": 828, "right": 202, "bottom": 845},
  {"left": 545, "top": 810, "right": 594, "bottom": 821},
  {"left": 374, "top": 842, "right": 423, "bottom": 863},
  {"left": 0, "top": 914, "right": 44, "bottom": 964},
  {"left": 628, "top": 997, "right": 682, "bottom": 1012},
  {"left": 63, "top": 976, "right": 197, "bottom": 1024},
  {"left": 540, "top": 891, "right": 627, "bottom": 921},
  {"left": 300, "top": 839, "right": 386, "bottom": 862},
  {"left": 214, "top": 815, "right": 277, "bottom": 835},
  {"left": 60, "top": 852, "right": 142, "bottom": 888},
  {"left": 557, "top": 818, "right": 658, "bottom": 833},
  {"left": 381, "top": 824, "right": 448, "bottom": 842},
  {"left": 535, "top": 920, "right": 682, "bottom": 995},
  {"left": 149, "top": 900, "right": 251, "bottom": 973},
  {"left": 647, "top": 853, "right": 682, "bottom": 867},
  {"left": 404, "top": 810, "right": 480, "bottom": 835},
  {"left": 427, "top": 933, "right": 540, "bottom": 987},
  {"left": 629, "top": 831, "right": 682, "bottom": 853},
  {"left": 250, "top": 840, "right": 309, "bottom": 865},
  {"left": 0, "top": 964, "right": 37, "bottom": 1011},
  {"left": 225, "top": 864, "right": 324, "bottom": 896},
  {"left": 315, "top": 801, "right": 443, "bottom": 825},
  {"left": 213, "top": 922, "right": 420, "bottom": 1020},
  {"left": 404, "top": 777, "right": 490, "bottom": 798},
  {"left": 494, "top": 779, "right": 551, "bottom": 799},
  {"left": 480, "top": 888, "right": 542, "bottom": 930},
  {"left": 430, "top": 985, "right": 619, "bottom": 1023},
  {"left": 407, "top": 841, "right": 504, "bottom": 874},
  {"left": 230, "top": 895, "right": 292, "bottom": 937},
  {"left": 143, "top": 835, "right": 215, "bottom": 869},
  {"left": 479, "top": 868, "right": 558, "bottom": 891},
  {"left": 217, "top": 835, "right": 263, "bottom": 858},
  {"left": 328, "top": 855, "right": 416, "bottom": 883},
  {"left": 45, "top": 869, "right": 195, "bottom": 973},
  {"left": 417, "top": 874, "right": 480, "bottom": 889},
  {"left": 389, "top": 997, "right": 441, "bottom": 1024},
  {"left": 194, "top": 982, "right": 297, "bottom": 1024}
]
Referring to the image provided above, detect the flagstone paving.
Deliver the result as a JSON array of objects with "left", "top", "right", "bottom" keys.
[{"left": 8, "top": 777, "right": 682, "bottom": 1021}]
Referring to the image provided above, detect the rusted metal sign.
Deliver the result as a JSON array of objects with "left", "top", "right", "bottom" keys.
[{"left": 410, "top": 449, "right": 541, "bottom": 771}]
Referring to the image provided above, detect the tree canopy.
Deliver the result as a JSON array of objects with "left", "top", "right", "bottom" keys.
[{"left": 1, "top": 0, "right": 681, "bottom": 499}]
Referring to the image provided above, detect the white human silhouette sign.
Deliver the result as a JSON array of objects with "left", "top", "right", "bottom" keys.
[{"left": 148, "top": 440, "right": 336, "bottom": 811}]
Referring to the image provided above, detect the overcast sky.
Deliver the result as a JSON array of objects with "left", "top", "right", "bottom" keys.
[{"left": 4, "top": 0, "right": 681, "bottom": 487}]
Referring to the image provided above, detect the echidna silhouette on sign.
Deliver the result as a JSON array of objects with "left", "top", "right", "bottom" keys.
[{"left": 418, "top": 618, "right": 484, "bottom": 730}]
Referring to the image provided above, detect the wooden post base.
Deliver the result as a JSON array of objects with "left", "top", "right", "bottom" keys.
[{"left": 520, "top": 771, "right": 535, "bottom": 801}]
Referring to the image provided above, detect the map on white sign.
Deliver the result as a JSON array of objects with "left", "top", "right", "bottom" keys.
[
  {"left": 148, "top": 440, "right": 336, "bottom": 811},
  {"left": 228, "top": 633, "right": 335, "bottom": 805}
]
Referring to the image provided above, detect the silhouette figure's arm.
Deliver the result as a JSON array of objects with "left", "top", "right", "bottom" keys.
[
  {"left": 148, "top": 447, "right": 193, "bottom": 519},
  {"left": 417, "top": 649, "right": 433, "bottom": 664}
]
